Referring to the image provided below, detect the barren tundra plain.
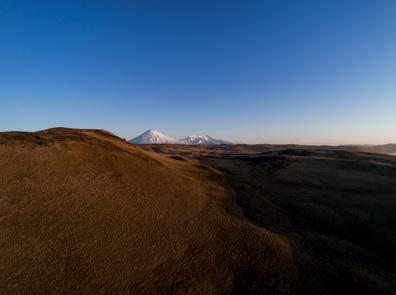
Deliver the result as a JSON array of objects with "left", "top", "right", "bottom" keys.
[{"left": 1, "top": 128, "right": 396, "bottom": 294}]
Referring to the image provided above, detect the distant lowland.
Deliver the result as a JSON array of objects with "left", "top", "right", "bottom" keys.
[
  {"left": 129, "top": 129, "right": 396, "bottom": 157},
  {"left": 129, "top": 129, "right": 396, "bottom": 155},
  {"left": 339, "top": 143, "right": 396, "bottom": 156}
]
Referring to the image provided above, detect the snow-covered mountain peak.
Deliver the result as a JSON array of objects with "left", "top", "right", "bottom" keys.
[
  {"left": 129, "top": 130, "right": 179, "bottom": 144},
  {"left": 180, "top": 135, "right": 231, "bottom": 145},
  {"left": 130, "top": 130, "right": 232, "bottom": 145}
]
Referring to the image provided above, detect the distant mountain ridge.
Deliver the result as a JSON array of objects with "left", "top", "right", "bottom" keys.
[
  {"left": 129, "top": 130, "right": 231, "bottom": 145},
  {"left": 180, "top": 135, "right": 231, "bottom": 145}
]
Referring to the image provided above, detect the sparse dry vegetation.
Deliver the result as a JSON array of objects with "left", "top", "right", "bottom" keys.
[{"left": 0, "top": 129, "right": 395, "bottom": 294}]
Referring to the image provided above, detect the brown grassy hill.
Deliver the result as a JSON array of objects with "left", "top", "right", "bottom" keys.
[
  {"left": 143, "top": 144, "right": 396, "bottom": 294},
  {"left": 0, "top": 129, "right": 295, "bottom": 294}
]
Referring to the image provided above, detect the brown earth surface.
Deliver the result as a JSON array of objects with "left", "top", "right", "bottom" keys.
[{"left": 0, "top": 128, "right": 395, "bottom": 294}]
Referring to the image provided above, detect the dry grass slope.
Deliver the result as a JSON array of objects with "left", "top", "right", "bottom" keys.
[
  {"left": 145, "top": 144, "right": 396, "bottom": 294},
  {"left": 0, "top": 128, "right": 296, "bottom": 294}
]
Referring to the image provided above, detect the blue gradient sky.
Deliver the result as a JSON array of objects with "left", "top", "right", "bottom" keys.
[{"left": 1, "top": 0, "right": 395, "bottom": 144}]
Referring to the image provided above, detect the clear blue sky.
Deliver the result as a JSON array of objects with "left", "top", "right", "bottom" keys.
[{"left": 1, "top": 0, "right": 395, "bottom": 144}]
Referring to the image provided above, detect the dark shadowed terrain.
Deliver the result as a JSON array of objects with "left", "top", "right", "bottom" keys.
[
  {"left": 1, "top": 129, "right": 395, "bottom": 294},
  {"left": 340, "top": 144, "right": 396, "bottom": 156}
]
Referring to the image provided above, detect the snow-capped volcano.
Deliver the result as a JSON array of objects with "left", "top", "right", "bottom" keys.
[
  {"left": 180, "top": 135, "right": 231, "bottom": 145},
  {"left": 129, "top": 130, "right": 179, "bottom": 144},
  {"left": 130, "top": 130, "right": 232, "bottom": 145}
]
